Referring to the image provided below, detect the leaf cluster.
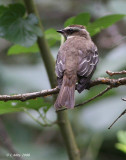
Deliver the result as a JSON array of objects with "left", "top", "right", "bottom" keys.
[
  {"left": 8, "top": 11, "right": 125, "bottom": 55},
  {"left": 0, "top": 3, "right": 42, "bottom": 47}
]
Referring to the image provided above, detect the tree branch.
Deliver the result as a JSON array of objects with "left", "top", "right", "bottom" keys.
[
  {"left": 75, "top": 86, "right": 112, "bottom": 108},
  {"left": 0, "top": 76, "right": 125, "bottom": 102},
  {"left": 108, "top": 109, "right": 126, "bottom": 129},
  {"left": 106, "top": 70, "right": 126, "bottom": 76},
  {"left": 0, "top": 87, "right": 59, "bottom": 101},
  {"left": 89, "top": 77, "right": 126, "bottom": 88},
  {"left": 56, "top": 86, "right": 113, "bottom": 112},
  {"left": 122, "top": 98, "right": 126, "bottom": 101}
]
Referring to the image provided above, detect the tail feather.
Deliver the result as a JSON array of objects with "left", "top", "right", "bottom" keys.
[{"left": 54, "top": 75, "right": 76, "bottom": 110}]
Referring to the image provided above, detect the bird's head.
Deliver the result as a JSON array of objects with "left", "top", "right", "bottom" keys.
[{"left": 57, "top": 25, "right": 90, "bottom": 40}]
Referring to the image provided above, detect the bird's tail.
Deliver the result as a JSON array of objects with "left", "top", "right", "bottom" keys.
[{"left": 54, "top": 74, "right": 76, "bottom": 110}]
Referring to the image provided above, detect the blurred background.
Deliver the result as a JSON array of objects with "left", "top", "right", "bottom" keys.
[{"left": 0, "top": 0, "right": 126, "bottom": 160}]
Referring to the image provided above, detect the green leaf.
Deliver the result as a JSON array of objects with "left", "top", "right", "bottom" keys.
[
  {"left": 0, "top": 4, "right": 25, "bottom": 17},
  {"left": 47, "top": 39, "right": 57, "bottom": 47},
  {"left": 7, "top": 3, "right": 25, "bottom": 17},
  {"left": 87, "top": 14, "right": 125, "bottom": 36},
  {"left": 8, "top": 28, "right": 60, "bottom": 55},
  {"left": 0, "top": 98, "right": 51, "bottom": 115},
  {"left": 116, "top": 143, "right": 126, "bottom": 153},
  {"left": 0, "top": 5, "right": 6, "bottom": 16},
  {"left": 64, "top": 13, "right": 125, "bottom": 36},
  {"left": 117, "top": 131, "right": 126, "bottom": 145},
  {"left": 64, "top": 16, "right": 75, "bottom": 27},
  {"left": 45, "top": 28, "right": 61, "bottom": 46},
  {"left": 0, "top": 4, "right": 42, "bottom": 47},
  {"left": 8, "top": 43, "right": 39, "bottom": 55},
  {"left": 45, "top": 28, "right": 60, "bottom": 41},
  {"left": 116, "top": 131, "right": 126, "bottom": 154},
  {"left": 64, "top": 13, "right": 90, "bottom": 27},
  {"left": 74, "top": 13, "right": 90, "bottom": 26}
]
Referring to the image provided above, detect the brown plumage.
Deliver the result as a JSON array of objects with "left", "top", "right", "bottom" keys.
[{"left": 55, "top": 25, "right": 99, "bottom": 110}]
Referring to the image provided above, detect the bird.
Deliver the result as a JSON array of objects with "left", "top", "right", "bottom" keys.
[{"left": 54, "top": 24, "right": 99, "bottom": 110}]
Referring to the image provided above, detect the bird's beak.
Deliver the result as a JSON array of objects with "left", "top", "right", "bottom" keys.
[{"left": 57, "top": 29, "right": 64, "bottom": 34}]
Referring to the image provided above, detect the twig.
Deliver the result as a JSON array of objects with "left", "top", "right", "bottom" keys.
[
  {"left": 106, "top": 70, "right": 126, "bottom": 76},
  {"left": 75, "top": 86, "right": 112, "bottom": 107},
  {"left": 57, "top": 86, "right": 112, "bottom": 112},
  {"left": 89, "top": 77, "right": 126, "bottom": 88},
  {"left": 38, "top": 110, "right": 55, "bottom": 125},
  {"left": 24, "top": 109, "right": 56, "bottom": 127},
  {"left": 108, "top": 109, "right": 126, "bottom": 129},
  {"left": 122, "top": 98, "right": 126, "bottom": 101},
  {"left": 108, "top": 97, "right": 126, "bottom": 129}
]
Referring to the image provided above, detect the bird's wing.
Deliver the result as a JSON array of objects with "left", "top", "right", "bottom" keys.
[
  {"left": 55, "top": 51, "right": 65, "bottom": 78},
  {"left": 77, "top": 48, "right": 99, "bottom": 77}
]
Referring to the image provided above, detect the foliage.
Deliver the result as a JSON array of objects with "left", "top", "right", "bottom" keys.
[
  {"left": 8, "top": 43, "right": 39, "bottom": 55},
  {"left": 64, "top": 13, "right": 125, "bottom": 36},
  {"left": 64, "top": 13, "right": 90, "bottom": 27},
  {"left": 8, "top": 10, "right": 125, "bottom": 55},
  {"left": 87, "top": 14, "right": 125, "bottom": 36},
  {"left": 116, "top": 131, "right": 126, "bottom": 153},
  {"left": 0, "top": 98, "right": 51, "bottom": 115},
  {"left": 0, "top": 3, "right": 42, "bottom": 47},
  {"left": 45, "top": 28, "right": 61, "bottom": 46},
  {"left": 8, "top": 29, "right": 60, "bottom": 54}
]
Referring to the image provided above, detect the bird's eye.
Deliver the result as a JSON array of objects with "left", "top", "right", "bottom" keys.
[{"left": 67, "top": 29, "right": 74, "bottom": 34}]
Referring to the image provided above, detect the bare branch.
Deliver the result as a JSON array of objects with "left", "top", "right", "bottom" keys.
[
  {"left": 75, "top": 86, "right": 112, "bottom": 108},
  {"left": 108, "top": 109, "right": 126, "bottom": 129},
  {"left": 0, "top": 87, "right": 59, "bottom": 102},
  {"left": 24, "top": 109, "right": 57, "bottom": 127},
  {"left": 106, "top": 70, "right": 126, "bottom": 76},
  {"left": 0, "top": 76, "right": 125, "bottom": 102},
  {"left": 57, "top": 86, "right": 112, "bottom": 112},
  {"left": 73, "top": 75, "right": 126, "bottom": 111},
  {"left": 122, "top": 98, "right": 126, "bottom": 101},
  {"left": 89, "top": 77, "right": 126, "bottom": 88},
  {"left": 108, "top": 96, "right": 126, "bottom": 129}
]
